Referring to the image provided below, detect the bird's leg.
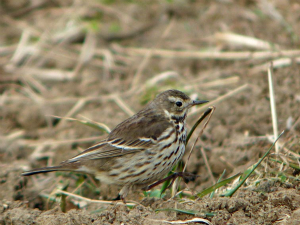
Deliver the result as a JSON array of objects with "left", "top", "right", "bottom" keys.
[
  {"left": 113, "top": 194, "right": 121, "bottom": 201},
  {"left": 142, "top": 174, "right": 175, "bottom": 191},
  {"left": 120, "top": 195, "right": 127, "bottom": 204},
  {"left": 112, "top": 193, "right": 126, "bottom": 204},
  {"left": 142, "top": 172, "right": 198, "bottom": 191},
  {"left": 119, "top": 185, "right": 130, "bottom": 204}
]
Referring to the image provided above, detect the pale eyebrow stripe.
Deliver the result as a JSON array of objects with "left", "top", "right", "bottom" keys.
[{"left": 168, "top": 96, "right": 177, "bottom": 102}]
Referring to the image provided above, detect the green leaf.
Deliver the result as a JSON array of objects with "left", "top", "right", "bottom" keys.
[
  {"left": 144, "top": 189, "right": 166, "bottom": 198},
  {"left": 197, "top": 173, "right": 241, "bottom": 198},
  {"left": 160, "top": 177, "right": 171, "bottom": 195},
  {"left": 210, "top": 169, "right": 226, "bottom": 199},
  {"left": 222, "top": 131, "right": 285, "bottom": 197},
  {"left": 51, "top": 116, "right": 111, "bottom": 133},
  {"left": 186, "top": 107, "right": 212, "bottom": 145},
  {"left": 270, "top": 158, "right": 300, "bottom": 170}
]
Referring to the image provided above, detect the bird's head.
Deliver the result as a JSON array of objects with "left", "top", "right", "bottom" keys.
[{"left": 152, "top": 90, "right": 208, "bottom": 118}]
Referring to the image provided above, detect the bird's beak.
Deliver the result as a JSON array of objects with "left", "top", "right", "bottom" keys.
[{"left": 191, "top": 100, "right": 209, "bottom": 106}]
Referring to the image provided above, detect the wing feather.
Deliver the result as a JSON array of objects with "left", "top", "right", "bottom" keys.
[{"left": 65, "top": 109, "right": 172, "bottom": 163}]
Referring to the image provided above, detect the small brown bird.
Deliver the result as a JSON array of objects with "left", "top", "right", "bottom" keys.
[{"left": 22, "top": 90, "right": 208, "bottom": 201}]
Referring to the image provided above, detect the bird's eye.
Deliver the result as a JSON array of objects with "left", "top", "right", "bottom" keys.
[{"left": 176, "top": 101, "right": 182, "bottom": 107}]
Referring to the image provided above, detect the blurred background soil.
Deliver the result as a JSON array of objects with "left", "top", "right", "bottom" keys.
[{"left": 0, "top": 0, "right": 300, "bottom": 224}]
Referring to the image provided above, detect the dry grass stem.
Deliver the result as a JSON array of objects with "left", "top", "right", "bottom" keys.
[
  {"left": 78, "top": 115, "right": 111, "bottom": 133},
  {"left": 146, "top": 217, "right": 212, "bottom": 225},
  {"left": 289, "top": 116, "right": 300, "bottom": 132},
  {"left": 55, "top": 190, "right": 136, "bottom": 206},
  {"left": 10, "top": 30, "right": 31, "bottom": 66},
  {"left": 20, "top": 85, "right": 44, "bottom": 104},
  {"left": 146, "top": 71, "right": 179, "bottom": 86},
  {"left": 219, "top": 156, "right": 235, "bottom": 170},
  {"left": 24, "top": 136, "right": 102, "bottom": 148},
  {"left": 23, "top": 75, "right": 49, "bottom": 96},
  {"left": 112, "top": 94, "right": 135, "bottom": 116},
  {"left": 133, "top": 71, "right": 180, "bottom": 95},
  {"left": 78, "top": 31, "right": 97, "bottom": 65},
  {"left": 185, "top": 76, "right": 239, "bottom": 89},
  {"left": 191, "top": 84, "right": 249, "bottom": 116},
  {"left": 2, "top": 95, "right": 110, "bottom": 105},
  {"left": 29, "top": 144, "right": 53, "bottom": 161},
  {"left": 88, "top": 0, "right": 135, "bottom": 24},
  {"left": 94, "top": 47, "right": 132, "bottom": 66},
  {"left": 56, "top": 99, "right": 87, "bottom": 128},
  {"left": 4, "top": 130, "right": 25, "bottom": 142},
  {"left": 251, "top": 57, "right": 300, "bottom": 73},
  {"left": 278, "top": 144, "right": 299, "bottom": 159},
  {"left": 184, "top": 107, "right": 215, "bottom": 173},
  {"left": 131, "top": 18, "right": 175, "bottom": 88},
  {"left": 25, "top": 68, "right": 74, "bottom": 81},
  {"left": 51, "top": 25, "right": 84, "bottom": 44},
  {"left": 74, "top": 31, "right": 97, "bottom": 78},
  {"left": 0, "top": 44, "right": 17, "bottom": 56},
  {"left": 267, "top": 63, "right": 279, "bottom": 154},
  {"left": 123, "top": 47, "right": 300, "bottom": 60},
  {"left": 257, "top": 0, "right": 290, "bottom": 30},
  {"left": 51, "top": 115, "right": 111, "bottom": 133},
  {"left": 65, "top": 181, "right": 86, "bottom": 202},
  {"left": 200, "top": 147, "right": 216, "bottom": 184},
  {"left": 214, "top": 32, "right": 279, "bottom": 50},
  {"left": 2, "top": 14, "right": 41, "bottom": 36}
]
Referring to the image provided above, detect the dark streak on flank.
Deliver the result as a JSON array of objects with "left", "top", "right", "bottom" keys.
[
  {"left": 154, "top": 161, "right": 162, "bottom": 167},
  {"left": 174, "top": 146, "right": 180, "bottom": 155},
  {"left": 179, "top": 137, "right": 183, "bottom": 143},
  {"left": 157, "top": 153, "right": 164, "bottom": 159},
  {"left": 181, "top": 125, "right": 184, "bottom": 133},
  {"left": 134, "top": 161, "right": 151, "bottom": 168},
  {"left": 120, "top": 169, "right": 147, "bottom": 180},
  {"left": 112, "top": 164, "right": 123, "bottom": 169},
  {"left": 121, "top": 167, "right": 130, "bottom": 173},
  {"left": 159, "top": 129, "right": 175, "bottom": 142},
  {"left": 109, "top": 173, "right": 119, "bottom": 177},
  {"left": 162, "top": 142, "right": 172, "bottom": 150},
  {"left": 163, "top": 151, "right": 174, "bottom": 161}
]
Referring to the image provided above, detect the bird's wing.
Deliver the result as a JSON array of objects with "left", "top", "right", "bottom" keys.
[{"left": 65, "top": 112, "right": 173, "bottom": 162}]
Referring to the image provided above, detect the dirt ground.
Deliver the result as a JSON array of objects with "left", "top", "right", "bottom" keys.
[{"left": 1, "top": 0, "right": 300, "bottom": 224}]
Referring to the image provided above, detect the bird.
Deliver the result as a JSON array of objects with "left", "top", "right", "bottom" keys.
[{"left": 22, "top": 89, "right": 208, "bottom": 202}]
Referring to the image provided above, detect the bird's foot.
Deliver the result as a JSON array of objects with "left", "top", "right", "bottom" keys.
[{"left": 113, "top": 194, "right": 121, "bottom": 201}]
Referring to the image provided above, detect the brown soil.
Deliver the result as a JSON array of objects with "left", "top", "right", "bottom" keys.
[{"left": 1, "top": 0, "right": 300, "bottom": 224}]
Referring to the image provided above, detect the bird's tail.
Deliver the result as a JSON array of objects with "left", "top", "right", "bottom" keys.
[{"left": 22, "top": 166, "right": 66, "bottom": 176}]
